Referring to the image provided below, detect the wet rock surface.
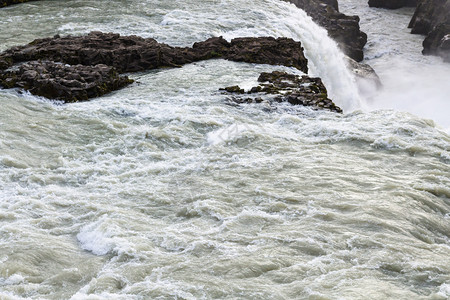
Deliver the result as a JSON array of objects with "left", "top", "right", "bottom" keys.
[
  {"left": 220, "top": 71, "right": 343, "bottom": 113},
  {"left": 368, "top": 0, "right": 418, "bottom": 9},
  {"left": 0, "top": 32, "right": 308, "bottom": 73},
  {"left": 0, "top": 61, "right": 133, "bottom": 102},
  {"left": 422, "top": 24, "right": 450, "bottom": 61},
  {"left": 409, "top": 0, "right": 450, "bottom": 62},
  {"left": 285, "top": 0, "right": 368, "bottom": 61},
  {"left": 0, "top": 32, "right": 309, "bottom": 102},
  {"left": 344, "top": 56, "right": 381, "bottom": 87},
  {"left": 366, "top": 0, "right": 450, "bottom": 62},
  {"left": 1, "top": 0, "right": 37, "bottom": 7}
]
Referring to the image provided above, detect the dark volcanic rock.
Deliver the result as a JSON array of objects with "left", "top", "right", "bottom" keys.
[
  {"left": 0, "top": 61, "right": 133, "bottom": 102},
  {"left": 368, "top": 0, "right": 450, "bottom": 62},
  {"left": 284, "top": 0, "right": 367, "bottom": 61},
  {"left": 409, "top": 0, "right": 448, "bottom": 34},
  {"left": 227, "top": 37, "right": 309, "bottom": 71},
  {"left": 422, "top": 23, "right": 450, "bottom": 61},
  {"left": 0, "top": 32, "right": 309, "bottom": 102},
  {"left": 0, "top": 32, "right": 197, "bottom": 73},
  {"left": 368, "top": 0, "right": 418, "bottom": 9},
  {"left": 220, "top": 71, "right": 342, "bottom": 113},
  {"left": 0, "top": 32, "right": 308, "bottom": 73},
  {"left": 408, "top": 0, "right": 450, "bottom": 61},
  {"left": 191, "top": 36, "right": 309, "bottom": 72},
  {"left": 1, "top": 0, "right": 37, "bottom": 7}
]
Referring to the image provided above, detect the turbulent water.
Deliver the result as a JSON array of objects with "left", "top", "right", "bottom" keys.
[
  {"left": 0, "top": 0, "right": 449, "bottom": 299},
  {"left": 339, "top": 0, "right": 450, "bottom": 130}
]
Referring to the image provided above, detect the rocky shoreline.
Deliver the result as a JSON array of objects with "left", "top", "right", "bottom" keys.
[{"left": 369, "top": 0, "right": 450, "bottom": 62}]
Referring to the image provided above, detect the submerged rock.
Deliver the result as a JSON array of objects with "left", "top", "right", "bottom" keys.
[
  {"left": 284, "top": 0, "right": 368, "bottom": 61},
  {"left": 0, "top": 32, "right": 309, "bottom": 102},
  {"left": 220, "top": 71, "right": 343, "bottom": 113}
]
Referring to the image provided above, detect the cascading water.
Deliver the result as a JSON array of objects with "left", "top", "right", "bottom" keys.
[{"left": 0, "top": 1, "right": 449, "bottom": 299}]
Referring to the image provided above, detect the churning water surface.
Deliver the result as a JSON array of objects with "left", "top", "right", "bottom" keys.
[{"left": 0, "top": 0, "right": 449, "bottom": 299}]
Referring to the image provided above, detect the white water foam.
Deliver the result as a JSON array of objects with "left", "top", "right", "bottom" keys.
[
  {"left": 1, "top": 1, "right": 449, "bottom": 299},
  {"left": 339, "top": 0, "right": 450, "bottom": 131},
  {"left": 215, "top": 0, "right": 363, "bottom": 112},
  {"left": 77, "top": 215, "right": 134, "bottom": 256}
]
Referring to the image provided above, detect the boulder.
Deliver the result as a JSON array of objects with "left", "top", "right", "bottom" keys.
[
  {"left": 344, "top": 56, "right": 382, "bottom": 96},
  {"left": 284, "top": 0, "right": 367, "bottom": 61},
  {"left": 409, "top": 0, "right": 448, "bottom": 34},
  {"left": 344, "top": 56, "right": 381, "bottom": 87},
  {"left": 408, "top": 0, "right": 450, "bottom": 61},
  {"left": 220, "top": 71, "right": 342, "bottom": 113}
]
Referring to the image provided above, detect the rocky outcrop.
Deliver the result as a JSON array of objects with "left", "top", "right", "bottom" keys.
[
  {"left": 409, "top": 0, "right": 449, "bottom": 35},
  {"left": 284, "top": 0, "right": 367, "bottom": 62},
  {"left": 368, "top": 0, "right": 418, "bottom": 9},
  {"left": 0, "top": 61, "right": 133, "bottom": 102},
  {"left": 1, "top": 0, "right": 37, "bottom": 7},
  {"left": 366, "top": 0, "right": 450, "bottom": 62},
  {"left": 422, "top": 24, "right": 450, "bottom": 61},
  {"left": 0, "top": 32, "right": 309, "bottom": 102},
  {"left": 0, "top": 32, "right": 309, "bottom": 73},
  {"left": 220, "top": 71, "right": 342, "bottom": 113},
  {"left": 408, "top": 0, "right": 450, "bottom": 61}
]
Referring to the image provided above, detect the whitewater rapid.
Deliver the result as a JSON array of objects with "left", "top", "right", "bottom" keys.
[{"left": 0, "top": 0, "right": 449, "bottom": 299}]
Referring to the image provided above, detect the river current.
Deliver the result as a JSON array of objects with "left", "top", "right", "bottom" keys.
[{"left": 0, "top": 1, "right": 449, "bottom": 299}]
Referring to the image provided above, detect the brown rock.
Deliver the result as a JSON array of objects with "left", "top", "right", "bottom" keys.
[{"left": 220, "top": 71, "right": 342, "bottom": 113}]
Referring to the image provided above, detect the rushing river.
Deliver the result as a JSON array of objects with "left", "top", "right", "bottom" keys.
[{"left": 0, "top": 0, "right": 449, "bottom": 299}]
